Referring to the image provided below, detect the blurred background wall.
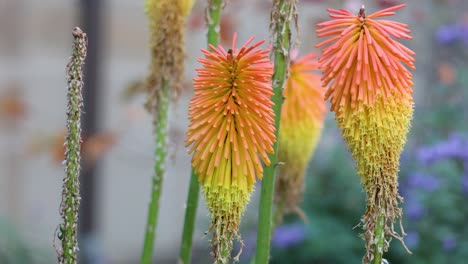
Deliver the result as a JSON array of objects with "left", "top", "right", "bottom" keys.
[{"left": 1, "top": 0, "right": 467, "bottom": 263}]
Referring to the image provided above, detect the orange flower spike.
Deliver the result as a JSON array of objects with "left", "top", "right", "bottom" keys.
[
  {"left": 185, "top": 33, "right": 275, "bottom": 260},
  {"left": 276, "top": 53, "right": 326, "bottom": 218},
  {"left": 316, "top": 4, "right": 415, "bottom": 262},
  {"left": 316, "top": 4, "right": 415, "bottom": 111}
]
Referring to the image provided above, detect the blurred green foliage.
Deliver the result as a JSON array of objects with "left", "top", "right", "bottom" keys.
[{"left": 0, "top": 218, "right": 53, "bottom": 264}]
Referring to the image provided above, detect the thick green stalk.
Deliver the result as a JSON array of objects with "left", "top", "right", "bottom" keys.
[
  {"left": 57, "top": 27, "right": 87, "bottom": 264},
  {"left": 141, "top": 81, "right": 170, "bottom": 264},
  {"left": 255, "top": 1, "right": 293, "bottom": 263},
  {"left": 178, "top": 1, "right": 222, "bottom": 263},
  {"left": 372, "top": 212, "right": 385, "bottom": 264}
]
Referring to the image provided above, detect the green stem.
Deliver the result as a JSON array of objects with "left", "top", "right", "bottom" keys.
[
  {"left": 215, "top": 236, "right": 232, "bottom": 264},
  {"left": 58, "top": 27, "right": 87, "bottom": 264},
  {"left": 207, "top": 0, "right": 222, "bottom": 49},
  {"left": 141, "top": 80, "right": 170, "bottom": 264},
  {"left": 255, "top": 1, "right": 292, "bottom": 263},
  {"left": 178, "top": 1, "right": 223, "bottom": 263},
  {"left": 372, "top": 212, "right": 385, "bottom": 264},
  {"left": 178, "top": 169, "right": 200, "bottom": 264}
]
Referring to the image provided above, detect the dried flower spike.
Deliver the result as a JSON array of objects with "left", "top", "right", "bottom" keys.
[
  {"left": 316, "top": 4, "right": 415, "bottom": 263},
  {"left": 275, "top": 52, "right": 326, "bottom": 220},
  {"left": 186, "top": 33, "right": 275, "bottom": 262},
  {"left": 56, "top": 27, "right": 87, "bottom": 264},
  {"left": 144, "top": 0, "right": 194, "bottom": 112}
]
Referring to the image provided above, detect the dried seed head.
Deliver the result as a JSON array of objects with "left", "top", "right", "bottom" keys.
[
  {"left": 56, "top": 27, "right": 87, "bottom": 264},
  {"left": 144, "top": 0, "right": 194, "bottom": 113}
]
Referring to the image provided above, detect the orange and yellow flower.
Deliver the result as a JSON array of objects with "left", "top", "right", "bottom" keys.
[
  {"left": 316, "top": 4, "right": 415, "bottom": 262},
  {"left": 275, "top": 52, "right": 326, "bottom": 219},
  {"left": 185, "top": 33, "right": 275, "bottom": 260}
]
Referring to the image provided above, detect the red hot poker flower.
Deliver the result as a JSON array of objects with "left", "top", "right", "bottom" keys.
[
  {"left": 185, "top": 33, "right": 275, "bottom": 261},
  {"left": 316, "top": 4, "right": 416, "bottom": 263},
  {"left": 317, "top": 4, "right": 415, "bottom": 112}
]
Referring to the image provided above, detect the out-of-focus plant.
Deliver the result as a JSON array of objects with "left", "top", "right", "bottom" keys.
[
  {"left": 0, "top": 84, "right": 26, "bottom": 123},
  {"left": 388, "top": 133, "right": 468, "bottom": 264},
  {"left": 1, "top": 218, "right": 54, "bottom": 264},
  {"left": 416, "top": 12, "right": 468, "bottom": 141},
  {"left": 27, "top": 130, "right": 117, "bottom": 166},
  {"left": 316, "top": 4, "right": 415, "bottom": 263},
  {"left": 140, "top": 0, "right": 194, "bottom": 263},
  {"left": 267, "top": 141, "right": 366, "bottom": 264},
  {"left": 274, "top": 52, "right": 326, "bottom": 225}
]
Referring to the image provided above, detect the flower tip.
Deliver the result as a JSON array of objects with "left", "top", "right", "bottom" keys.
[
  {"left": 232, "top": 32, "right": 238, "bottom": 51},
  {"left": 359, "top": 5, "right": 366, "bottom": 17},
  {"left": 207, "top": 44, "right": 217, "bottom": 52},
  {"left": 395, "top": 3, "right": 407, "bottom": 9},
  {"left": 303, "top": 52, "right": 318, "bottom": 60},
  {"left": 384, "top": 4, "right": 408, "bottom": 13}
]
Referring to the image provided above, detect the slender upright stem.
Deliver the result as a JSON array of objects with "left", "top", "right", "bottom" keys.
[
  {"left": 372, "top": 212, "right": 385, "bottom": 264},
  {"left": 207, "top": 0, "right": 222, "bottom": 49},
  {"left": 179, "top": 169, "right": 200, "bottom": 264},
  {"left": 179, "top": 1, "right": 223, "bottom": 263},
  {"left": 57, "top": 27, "right": 87, "bottom": 264},
  {"left": 141, "top": 80, "right": 170, "bottom": 264},
  {"left": 255, "top": 1, "right": 293, "bottom": 263}
]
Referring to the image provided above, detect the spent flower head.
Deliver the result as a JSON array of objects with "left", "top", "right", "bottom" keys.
[{"left": 144, "top": 0, "right": 194, "bottom": 112}]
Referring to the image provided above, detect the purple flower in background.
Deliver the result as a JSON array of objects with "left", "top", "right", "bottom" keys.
[
  {"left": 407, "top": 172, "right": 441, "bottom": 192},
  {"left": 435, "top": 24, "right": 459, "bottom": 45},
  {"left": 442, "top": 236, "right": 457, "bottom": 251},
  {"left": 406, "top": 202, "right": 425, "bottom": 220},
  {"left": 405, "top": 192, "right": 425, "bottom": 221},
  {"left": 417, "top": 133, "right": 468, "bottom": 165},
  {"left": 405, "top": 231, "right": 420, "bottom": 248},
  {"left": 460, "top": 23, "right": 468, "bottom": 44},
  {"left": 272, "top": 224, "right": 307, "bottom": 248},
  {"left": 435, "top": 23, "right": 468, "bottom": 45},
  {"left": 237, "top": 232, "right": 257, "bottom": 261}
]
